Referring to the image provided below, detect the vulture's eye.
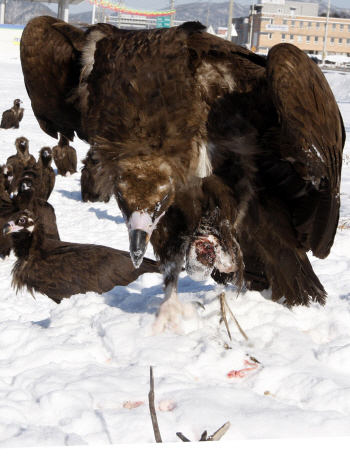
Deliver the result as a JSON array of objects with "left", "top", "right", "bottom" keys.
[{"left": 19, "top": 218, "right": 26, "bottom": 224}]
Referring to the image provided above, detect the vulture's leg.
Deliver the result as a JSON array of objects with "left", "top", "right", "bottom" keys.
[{"left": 152, "top": 240, "right": 191, "bottom": 334}]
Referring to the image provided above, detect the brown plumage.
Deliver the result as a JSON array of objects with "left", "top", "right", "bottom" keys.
[
  {"left": 2, "top": 164, "right": 14, "bottom": 194},
  {"left": 20, "top": 17, "right": 345, "bottom": 331},
  {"left": 81, "top": 148, "right": 110, "bottom": 203},
  {"left": 1, "top": 99, "right": 24, "bottom": 129},
  {"left": 34, "top": 147, "right": 56, "bottom": 200},
  {"left": 6, "top": 137, "right": 36, "bottom": 193},
  {"left": 0, "top": 166, "right": 14, "bottom": 258},
  {"left": 52, "top": 134, "right": 77, "bottom": 176},
  {"left": 13, "top": 176, "right": 60, "bottom": 240},
  {"left": 0, "top": 173, "right": 59, "bottom": 259},
  {"left": 3, "top": 210, "right": 159, "bottom": 304}
]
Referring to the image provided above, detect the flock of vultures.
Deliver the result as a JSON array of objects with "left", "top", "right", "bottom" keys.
[
  {"left": 0, "top": 106, "right": 159, "bottom": 304},
  {"left": 0, "top": 15, "right": 346, "bottom": 333}
]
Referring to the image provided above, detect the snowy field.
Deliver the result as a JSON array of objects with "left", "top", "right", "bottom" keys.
[{"left": 0, "top": 47, "right": 350, "bottom": 457}]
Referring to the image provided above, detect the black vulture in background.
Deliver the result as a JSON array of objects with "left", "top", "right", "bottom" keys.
[
  {"left": 0, "top": 171, "right": 60, "bottom": 259},
  {"left": 35, "top": 147, "right": 56, "bottom": 200},
  {"left": 52, "top": 133, "right": 77, "bottom": 176},
  {"left": 3, "top": 210, "right": 159, "bottom": 304},
  {"left": 81, "top": 148, "right": 110, "bottom": 203},
  {"left": 20, "top": 16, "right": 345, "bottom": 332},
  {"left": 0, "top": 99, "right": 24, "bottom": 129},
  {"left": 6, "top": 137, "right": 36, "bottom": 193}
]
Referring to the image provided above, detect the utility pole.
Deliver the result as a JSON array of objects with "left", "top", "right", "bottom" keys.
[
  {"left": 91, "top": 2, "right": 96, "bottom": 24},
  {"left": 170, "top": 0, "right": 175, "bottom": 27},
  {"left": 227, "top": 0, "right": 234, "bottom": 41},
  {"left": 249, "top": 0, "right": 255, "bottom": 49},
  {"left": 322, "top": 0, "right": 331, "bottom": 66}
]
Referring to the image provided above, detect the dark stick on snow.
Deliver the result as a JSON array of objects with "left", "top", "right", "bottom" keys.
[{"left": 148, "top": 366, "right": 162, "bottom": 443}]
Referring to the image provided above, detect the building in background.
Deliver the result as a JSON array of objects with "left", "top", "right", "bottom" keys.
[{"left": 232, "top": 0, "right": 350, "bottom": 59}]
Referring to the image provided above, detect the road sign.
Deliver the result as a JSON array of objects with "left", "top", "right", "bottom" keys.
[{"left": 156, "top": 16, "right": 171, "bottom": 28}]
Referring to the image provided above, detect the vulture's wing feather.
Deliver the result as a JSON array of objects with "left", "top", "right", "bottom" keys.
[
  {"left": 17, "top": 241, "right": 158, "bottom": 303},
  {"left": 265, "top": 43, "right": 344, "bottom": 258},
  {"left": 20, "top": 16, "right": 85, "bottom": 141}
]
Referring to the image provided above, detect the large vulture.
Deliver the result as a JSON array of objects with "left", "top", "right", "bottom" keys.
[
  {"left": 3, "top": 210, "right": 159, "bottom": 304},
  {"left": 20, "top": 16, "right": 345, "bottom": 331}
]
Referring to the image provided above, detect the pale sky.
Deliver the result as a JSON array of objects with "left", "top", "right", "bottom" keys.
[{"left": 45, "top": 0, "right": 350, "bottom": 16}]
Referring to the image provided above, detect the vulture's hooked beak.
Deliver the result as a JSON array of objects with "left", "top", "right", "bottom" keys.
[
  {"left": 127, "top": 211, "right": 164, "bottom": 268},
  {"left": 3, "top": 221, "right": 22, "bottom": 237}
]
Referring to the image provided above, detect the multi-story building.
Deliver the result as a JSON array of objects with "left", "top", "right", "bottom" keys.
[{"left": 232, "top": 0, "right": 350, "bottom": 59}]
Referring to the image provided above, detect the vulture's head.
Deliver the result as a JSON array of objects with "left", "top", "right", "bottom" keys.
[
  {"left": 115, "top": 158, "right": 177, "bottom": 268},
  {"left": 3, "top": 211, "right": 34, "bottom": 238},
  {"left": 18, "top": 177, "right": 34, "bottom": 195},
  {"left": 15, "top": 137, "right": 29, "bottom": 155},
  {"left": 13, "top": 99, "right": 22, "bottom": 108},
  {"left": 39, "top": 147, "right": 53, "bottom": 165}
]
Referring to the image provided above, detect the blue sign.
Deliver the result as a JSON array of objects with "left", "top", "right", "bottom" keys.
[{"left": 156, "top": 16, "right": 171, "bottom": 28}]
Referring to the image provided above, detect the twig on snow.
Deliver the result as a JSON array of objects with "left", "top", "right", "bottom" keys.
[
  {"left": 220, "top": 292, "right": 249, "bottom": 341},
  {"left": 148, "top": 366, "right": 162, "bottom": 443},
  {"left": 177, "top": 422, "right": 231, "bottom": 442}
]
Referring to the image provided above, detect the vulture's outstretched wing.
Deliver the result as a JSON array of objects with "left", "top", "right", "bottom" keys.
[
  {"left": 265, "top": 43, "right": 344, "bottom": 259},
  {"left": 20, "top": 16, "right": 86, "bottom": 141}
]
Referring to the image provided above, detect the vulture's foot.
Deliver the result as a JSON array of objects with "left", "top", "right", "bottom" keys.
[{"left": 152, "top": 287, "right": 195, "bottom": 334}]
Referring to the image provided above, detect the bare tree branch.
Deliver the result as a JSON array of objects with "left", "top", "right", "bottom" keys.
[{"left": 148, "top": 366, "right": 162, "bottom": 443}]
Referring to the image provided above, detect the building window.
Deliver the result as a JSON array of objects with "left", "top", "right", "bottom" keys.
[
  {"left": 278, "top": 8, "right": 283, "bottom": 13},
  {"left": 338, "top": 38, "right": 342, "bottom": 46},
  {"left": 281, "top": 34, "right": 286, "bottom": 42},
  {"left": 290, "top": 7, "right": 296, "bottom": 15},
  {"left": 306, "top": 36, "right": 310, "bottom": 43},
  {"left": 291, "top": 20, "right": 295, "bottom": 27},
  {"left": 268, "top": 33, "right": 273, "bottom": 39},
  {"left": 347, "top": 38, "right": 350, "bottom": 46},
  {"left": 331, "top": 37, "right": 335, "bottom": 45},
  {"left": 340, "top": 24, "right": 344, "bottom": 32},
  {"left": 348, "top": 25, "right": 350, "bottom": 32},
  {"left": 298, "top": 35, "right": 302, "bottom": 43},
  {"left": 299, "top": 21, "right": 303, "bottom": 28},
  {"left": 270, "top": 19, "right": 274, "bottom": 24},
  {"left": 289, "top": 34, "right": 294, "bottom": 42},
  {"left": 308, "top": 22, "right": 312, "bottom": 29},
  {"left": 314, "top": 36, "right": 318, "bottom": 44},
  {"left": 331, "top": 24, "right": 336, "bottom": 31},
  {"left": 283, "top": 20, "right": 287, "bottom": 25},
  {"left": 316, "top": 22, "right": 320, "bottom": 30}
]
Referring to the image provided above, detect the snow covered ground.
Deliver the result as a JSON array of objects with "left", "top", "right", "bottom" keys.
[{"left": 0, "top": 48, "right": 350, "bottom": 457}]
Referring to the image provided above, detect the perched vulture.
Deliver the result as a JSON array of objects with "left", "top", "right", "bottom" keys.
[
  {"left": 3, "top": 210, "right": 159, "bottom": 304},
  {"left": 0, "top": 173, "right": 59, "bottom": 259},
  {"left": 13, "top": 176, "right": 60, "bottom": 240},
  {"left": 81, "top": 148, "right": 110, "bottom": 203},
  {"left": 52, "top": 134, "right": 77, "bottom": 176},
  {"left": 6, "top": 137, "right": 36, "bottom": 193},
  {"left": 20, "top": 16, "right": 345, "bottom": 331},
  {"left": 0, "top": 99, "right": 24, "bottom": 129},
  {"left": 35, "top": 147, "right": 56, "bottom": 200}
]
